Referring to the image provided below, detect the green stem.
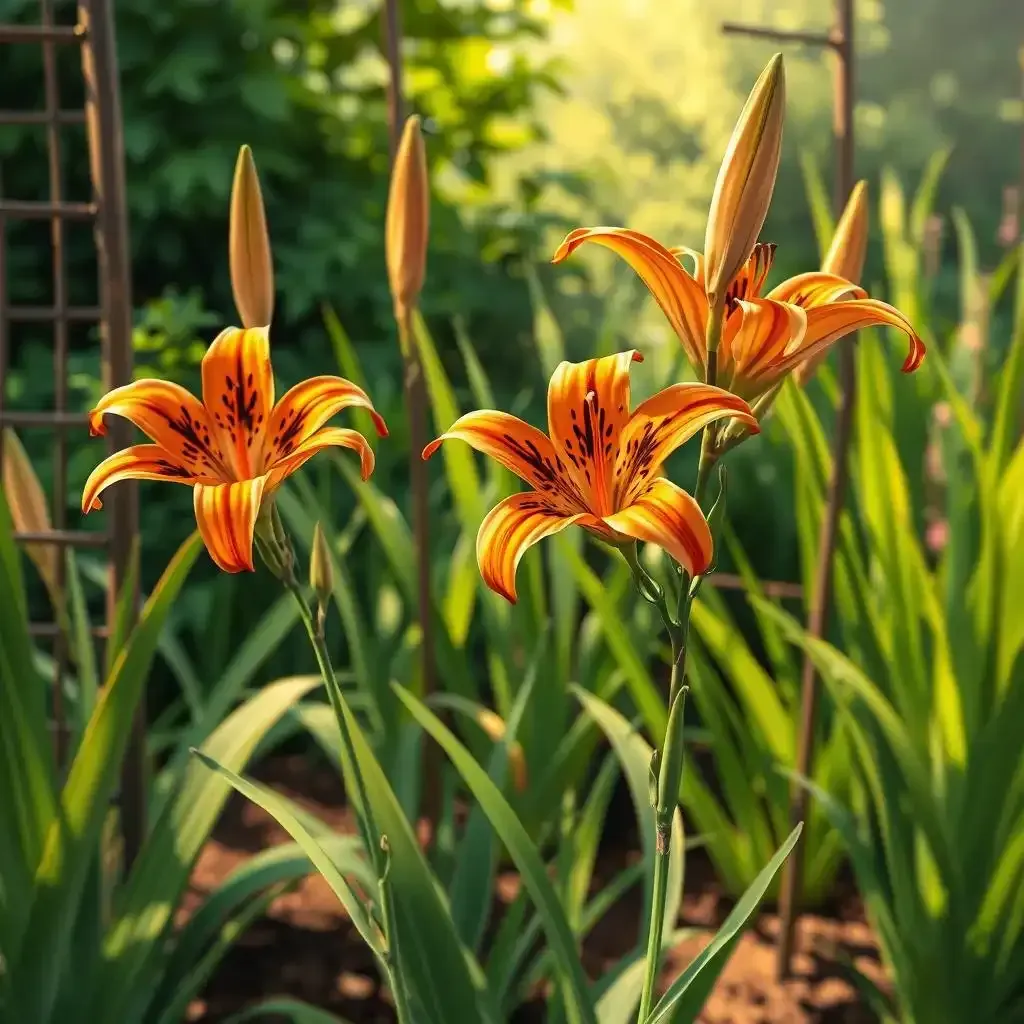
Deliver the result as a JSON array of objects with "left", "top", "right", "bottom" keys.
[
  {"left": 637, "top": 300, "right": 726, "bottom": 1023},
  {"left": 286, "top": 578, "right": 378, "bottom": 860},
  {"left": 637, "top": 654, "right": 685, "bottom": 1023},
  {"left": 284, "top": 577, "right": 414, "bottom": 1024}
]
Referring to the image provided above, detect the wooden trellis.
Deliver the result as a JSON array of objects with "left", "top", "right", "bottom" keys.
[{"left": 0, "top": 0, "right": 141, "bottom": 861}]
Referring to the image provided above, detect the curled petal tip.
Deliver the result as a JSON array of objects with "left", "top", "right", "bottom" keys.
[
  {"left": 371, "top": 411, "right": 389, "bottom": 437},
  {"left": 422, "top": 437, "right": 443, "bottom": 461},
  {"left": 551, "top": 227, "right": 591, "bottom": 264},
  {"left": 87, "top": 411, "right": 107, "bottom": 437},
  {"left": 902, "top": 334, "right": 926, "bottom": 373}
]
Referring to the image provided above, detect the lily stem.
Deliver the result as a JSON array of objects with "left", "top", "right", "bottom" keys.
[
  {"left": 637, "top": 641, "right": 687, "bottom": 1023},
  {"left": 284, "top": 577, "right": 414, "bottom": 1024},
  {"left": 636, "top": 298, "right": 727, "bottom": 1023}
]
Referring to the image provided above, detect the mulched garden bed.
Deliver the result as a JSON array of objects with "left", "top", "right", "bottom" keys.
[{"left": 185, "top": 756, "right": 886, "bottom": 1024}]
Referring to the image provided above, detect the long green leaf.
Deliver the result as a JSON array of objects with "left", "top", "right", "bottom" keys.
[
  {"left": 93, "top": 675, "right": 325, "bottom": 1021},
  {"left": 647, "top": 824, "right": 802, "bottom": 1024},
  {"left": 11, "top": 532, "right": 203, "bottom": 1023},
  {"left": 190, "top": 749, "right": 383, "bottom": 958},
  {"left": 0, "top": 488, "right": 56, "bottom": 955},
  {"left": 336, "top": 687, "right": 492, "bottom": 1024},
  {"left": 394, "top": 684, "right": 598, "bottom": 1024}
]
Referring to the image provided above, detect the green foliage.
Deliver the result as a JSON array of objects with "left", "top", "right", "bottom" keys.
[
  {"left": 0, "top": 502, "right": 339, "bottom": 1023},
  {"left": 761, "top": 331, "right": 1024, "bottom": 1022}
]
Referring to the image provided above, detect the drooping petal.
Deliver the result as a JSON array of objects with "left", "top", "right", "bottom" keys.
[
  {"left": 192, "top": 477, "right": 267, "bottom": 573},
  {"left": 82, "top": 444, "right": 220, "bottom": 513},
  {"left": 87, "top": 380, "right": 228, "bottom": 479},
  {"left": 601, "top": 477, "right": 713, "bottom": 578},
  {"left": 771, "top": 297, "right": 925, "bottom": 380},
  {"left": 476, "top": 492, "right": 591, "bottom": 604},
  {"left": 614, "top": 383, "right": 758, "bottom": 504},
  {"left": 765, "top": 271, "right": 865, "bottom": 307},
  {"left": 266, "top": 375, "right": 387, "bottom": 470},
  {"left": 267, "top": 426, "right": 376, "bottom": 491},
  {"left": 423, "top": 410, "right": 585, "bottom": 512},
  {"left": 546, "top": 351, "right": 642, "bottom": 516},
  {"left": 201, "top": 326, "right": 275, "bottom": 479},
  {"left": 552, "top": 228, "right": 708, "bottom": 370},
  {"left": 723, "top": 242, "right": 777, "bottom": 304},
  {"left": 727, "top": 298, "right": 808, "bottom": 395}
]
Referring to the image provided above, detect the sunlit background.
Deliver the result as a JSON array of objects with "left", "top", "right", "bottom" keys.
[{"left": 1, "top": 0, "right": 1024, "bottom": 1019}]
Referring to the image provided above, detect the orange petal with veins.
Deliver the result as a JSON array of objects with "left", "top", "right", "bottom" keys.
[
  {"left": 776, "top": 298, "right": 925, "bottom": 380},
  {"left": 547, "top": 351, "right": 640, "bottom": 516},
  {"left": 87, "top": 380, "right": 227, "bottom": 477},
  {"left": 192, "top": 477, "right": 267, "bottom": 573},
  {"left": 601, "top": 477, "right": 712, "bottom": 578},
  {"left": 201, "top": 326, "right": 275, "bottom": 479},
  {"left": 266, "top": 375, "right": 387, "bottom": 468},
  {"left": 616, "top": 383, "right": 758, "bottom": 504},
  {"left": 553, "top": 228, "right": 708, "bottom": 371},
  {"left": 765, "top": 271, "right": 865, "bottom": 308},
  {"left": 476, "top": 492, "right": 591, "bottom": 604},
  {"left": 267, "top": 425, "right": 376, "bottom": 490},
  {"left": 423, "top": 410, "right": 583, "bottom": 511},
  {"left": 82, "top": 444, "right": 220, "bottom": 513}
]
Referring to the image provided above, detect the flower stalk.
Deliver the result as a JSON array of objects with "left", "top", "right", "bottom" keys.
[
  {"left": 634, "top": 301, "right": 732, "bottom": 1020},
  {"left": 274, "top": 534, "right": 413, "bottom": 1024}
]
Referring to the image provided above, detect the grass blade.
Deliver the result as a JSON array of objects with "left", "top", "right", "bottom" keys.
[{"left": 395, "top": 683, "right": 598, "bottom": 1024}]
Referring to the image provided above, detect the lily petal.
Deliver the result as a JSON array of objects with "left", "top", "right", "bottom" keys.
[
  {"left": 553, "top": 228, "right": 708, "bottom": 370},
  {"left": 266, "top": 375, "right": 387, "bottom": 469},
  {"left": 615, "top": 384, "right": 758, "bottom": 504},
  {"left": 547, "top": 351, "right": 641, "bottom": 516},
  {"left": 601, "top": 477, "right": 713, "bottom": 577},
  {"left": 201, "top": 326, "right": 275, "bottom": 479},
  {"left": 82, "top": 444, "right": 219, "bottom": 513},
  {"left": 727, "top": 298, "right": 808, "bottom": 394},
  {"left": 87, "top": 380, "right": 227, "bottom": 478},
  {"left": 476, "top": 492, "right": 591, "bottom": 604},
  {"left": 267, "top": 426, "right": 376, "bottom": 491},
  {"left": 423, "top": 410, "right": 584, "bottom": 511},
  {"left": 193, "top": 477, "right": 267, "bottom": 573},
  {"left": 668, "top": 245, "right": 705, "bottom": 284},
  {"left": 773, "top": 298, "right": 925, "bottom": 380},
  {"left": 765, "top": 271, "right": 865, "bottom": 307}
]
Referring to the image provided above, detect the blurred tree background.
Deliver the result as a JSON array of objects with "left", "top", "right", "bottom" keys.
[{"left": 0, "top": 0, "right": 1021, "bottom": 688}]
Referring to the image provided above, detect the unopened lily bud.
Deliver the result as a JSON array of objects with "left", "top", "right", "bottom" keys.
[
  {"left": 309, "top": 522, "right": 334, "bottom": 605},
  {"left": 822, "top": 180, "right": 868, "bottom": 283},
  {"left": 704, "top": 54, "right": 786, "bottom": 314},
  {"left": 385, "top": 115, "right": 429, "bottom": 321},
  {"left": 795, "top": 180, "right": 869, "bottom": 386},
  {"left": 229, "top": 145, "right": 274, "bottom": 329}
]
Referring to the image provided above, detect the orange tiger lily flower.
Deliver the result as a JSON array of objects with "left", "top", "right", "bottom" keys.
[
  {"left": 552, "top": 228, "right": 925, "bottom": 407},
  {"left": 422, "top": 351, "right": 758, "bottom": 603},
  {"left": 82, "top": 325, "right": 387, "bottom": 573}
]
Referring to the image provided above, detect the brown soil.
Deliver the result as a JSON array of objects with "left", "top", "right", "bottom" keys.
[{"left": 187, "top": 756, "right": 886, "bottom": 1024}]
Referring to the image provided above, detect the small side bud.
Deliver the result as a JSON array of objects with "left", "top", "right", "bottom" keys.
[
  {"left": 229, "top": 145, "right": 274, "bottom": 330},
  {"left": 704, "top": 54, "right": 786, "bottom": 314},
  {"left": 385, "top": 115, "right": 429, "bottom": 323},
  {"left": 310, "top": 521, "right": 334, "bottom": 603}
]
